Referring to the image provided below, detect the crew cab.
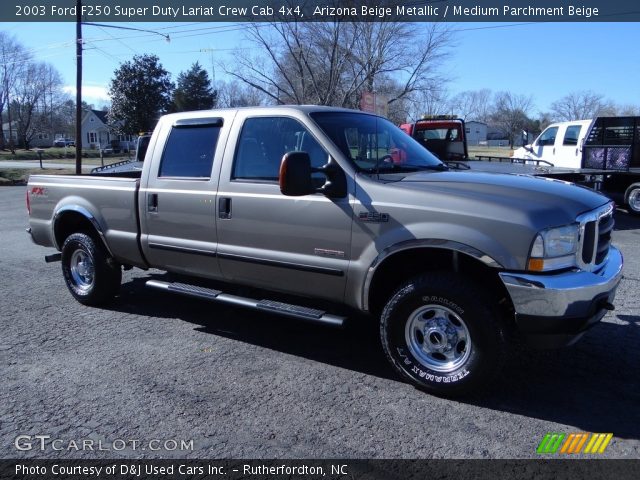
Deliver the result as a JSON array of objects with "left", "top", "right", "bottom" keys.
[{"left": 27, "top": 106, "right": 623, "bottom": 397}]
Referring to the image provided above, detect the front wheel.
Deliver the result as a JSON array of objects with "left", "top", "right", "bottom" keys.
[
  {"left": 624, "top": 183, "right": 640, "bottom": 216},
  {"left": 380, "top": 272, "right": 506, "bottom": 397},
  {"left": 61, "top": 232, "right": 121, "bottom": 306}
]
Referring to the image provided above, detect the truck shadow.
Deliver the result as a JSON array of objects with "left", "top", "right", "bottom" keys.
[
  {"left": 111, "top": 274, "right": 640, "bottom": 441},
  {"left": 471, "top": 314, "right": 640, "bottom": 440},
  {"left": 614, "top": 209, "right": 640, "bottom": 230}
]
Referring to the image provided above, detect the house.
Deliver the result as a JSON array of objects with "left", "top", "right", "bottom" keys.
[
  {"left": 2, "top": 121, "right": 52, "bottom": 148},
  {"left": 464, "top": 121, "right": 488, "bottom": 146},
  {"left": 80, "top": 109, "right": 136, "bottom": 151}
]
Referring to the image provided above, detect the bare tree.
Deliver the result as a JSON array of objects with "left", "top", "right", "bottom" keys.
[
  {"left": 225, "top": 20, "right": 454, "bottom": 111},
  {"left": 216, "top": 80, "right": 269, "bottom": 108},
  {"left": 490, "top": 91, "right": 534, "bottom": 148},
  {"left": 617, "top": 104, "right": 640, "bottom": 116},
  {"left": 12, "top": 62, "right": 47, "bottom": 149},
  {"left": 37, "top": 63, "right": 65, "bottom": 136},
  {"left": 403, "top": 87, "right": 451, "bottom": 121},
  {"left": 449, "top": 89, "right": 493, "bottom": 122},
  {"left": 9, "top": 61, "right": 65, "bottom": 149},
  {"left": 0, "top": 32, "right": 29, "bottom": 151},
  {"left": 550, "top": 91, "right": 611, "bottom": 121}
]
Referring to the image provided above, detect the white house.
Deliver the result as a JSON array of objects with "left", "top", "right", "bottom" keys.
[{"left": 80, "top": 109, "right": 135, "bottom": 151}]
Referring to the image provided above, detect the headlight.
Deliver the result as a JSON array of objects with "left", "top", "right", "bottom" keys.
[{"left": 527, "top": 224, "right": 579, "bottom": 272}]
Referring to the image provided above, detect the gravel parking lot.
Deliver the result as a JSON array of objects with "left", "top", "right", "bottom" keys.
[{"left": 1, "top": 185, "right": 638, "bottom": 459}]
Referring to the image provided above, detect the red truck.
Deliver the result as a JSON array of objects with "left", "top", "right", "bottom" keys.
[{"left": 399, "top": 115, "right": 469, "bottom": 161}]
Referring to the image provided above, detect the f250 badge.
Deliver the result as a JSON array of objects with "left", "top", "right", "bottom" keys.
[{"left": 358, "top": 211, "right": 389, "bottom": 223}]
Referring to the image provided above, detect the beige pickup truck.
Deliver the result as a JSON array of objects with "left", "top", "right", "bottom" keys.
[{"left": 27, "top": 106, "right": 623, "bottom": 397}]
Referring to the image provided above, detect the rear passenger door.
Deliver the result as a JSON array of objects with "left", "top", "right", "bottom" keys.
[
  {"left": 140, "top": 114, "right": 233, "bottom": 279},
  {"left": 215, "top": 113, "right": 353, "bottom": 301},
  {"left": 554, "top": 124, "right": 583, "bottom": 168}
]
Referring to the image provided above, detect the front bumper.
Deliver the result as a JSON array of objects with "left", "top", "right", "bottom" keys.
[{"left": 499, "top": 246, "right": 623, "bottom": 348}]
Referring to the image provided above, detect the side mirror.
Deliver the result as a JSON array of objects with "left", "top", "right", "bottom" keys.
[
  {"left": 279, "top": 152, "right": 314, "bottom": 196},
  {"left": 280, "top": 152, "right": 348, "bottom": 198}
]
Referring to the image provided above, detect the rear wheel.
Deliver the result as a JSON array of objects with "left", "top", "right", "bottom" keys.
[
  {"left": 61, "top": 232, "right": 121, "bottom": 306},
  {"left": 624, "top": 183, "right": 640, "bottom": 216},
  {"left": 380, "top": 272, "right": 506, "bottom": 397}
]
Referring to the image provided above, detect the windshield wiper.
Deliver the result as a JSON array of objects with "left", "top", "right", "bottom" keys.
[{"left": 369, "top": 163, "right": 448, "bottom": 173}]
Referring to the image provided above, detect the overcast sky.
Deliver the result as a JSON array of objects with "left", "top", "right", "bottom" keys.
[{"left": 3, "top": 21, "right": 639, "bottom": 113}]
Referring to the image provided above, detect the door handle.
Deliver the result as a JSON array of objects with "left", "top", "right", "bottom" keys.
[
  {"left": 218, "top": 197, "right": 232, "bottom": 219},
  {"left": 147, "top": 193, "right": 158, "bottom": 213}
]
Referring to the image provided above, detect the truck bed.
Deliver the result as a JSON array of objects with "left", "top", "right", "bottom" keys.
[{"left": 28, "top": 174, "right": 144, "bottom": 267}]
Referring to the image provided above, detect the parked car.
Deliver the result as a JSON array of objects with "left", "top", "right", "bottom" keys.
[
  {"left": 26, "top": 106, "right": 623, "bottom": 397},
  {"left": 53, "top": 138, "right": 75, "bottom": 147}
]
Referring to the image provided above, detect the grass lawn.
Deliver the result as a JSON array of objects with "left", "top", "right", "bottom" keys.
[
  {"left": 0, "top": 147, "right": 134, "bottom": 161},
  {"left": 467, "top": 145, "right": 514, "bottom": 159},
  {"left": 0, "top": 167, "right": 76, "bottom": 185}
]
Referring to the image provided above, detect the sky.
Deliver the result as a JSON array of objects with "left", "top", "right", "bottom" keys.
[{"left": 2, "top": 20, "right": 639, "bottom": 115}]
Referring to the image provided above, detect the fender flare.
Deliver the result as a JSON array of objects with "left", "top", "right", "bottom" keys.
[
  {"left": 361, "top": 239, "right": 503, "bottom": 312},
  {"left": 53, "top": 205, "right": 114, "bottom": 257}
]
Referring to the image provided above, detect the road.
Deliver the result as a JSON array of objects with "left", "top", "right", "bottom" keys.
[{"left": 1, "top": 186, "right": 638, "bottom": 459}]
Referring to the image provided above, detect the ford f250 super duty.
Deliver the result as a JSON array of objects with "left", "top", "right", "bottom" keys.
[{"left": 26, "top": 106, "right": 623, "bottom": 397}]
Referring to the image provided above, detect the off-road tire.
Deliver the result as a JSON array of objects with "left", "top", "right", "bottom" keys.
[
  {"left": 380, "top": 272, "right": 506, "bottom": 397},
  {"left": 61, "top": 232, "right": 121, "bottom": 306}
]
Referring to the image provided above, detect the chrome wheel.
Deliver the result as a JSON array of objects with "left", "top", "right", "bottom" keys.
[
  {"left": 404, "top": 304, "right": 471, "bottom": 373},
  {"left": 69, "top": 249, "right": 95, "bottom": 293},
  {"left": 628, "top": 188, "right": 640, "bottom": 213}
]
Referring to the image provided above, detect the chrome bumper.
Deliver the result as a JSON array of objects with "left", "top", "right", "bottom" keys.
[{"left": 499, "top": 246, "right": 623, "bottom": 319}]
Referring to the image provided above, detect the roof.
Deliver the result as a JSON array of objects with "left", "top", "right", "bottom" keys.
[
  {"left": 160, "top": 105, "right": 367, "bottom": 121},
  {"left": 92, "top": 109, "right": 108, "bottom": 124}
]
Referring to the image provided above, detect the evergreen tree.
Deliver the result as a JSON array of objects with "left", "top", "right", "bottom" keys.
[
  {"left": 172, "top": 62, "right": 216, "bottom": 112},
  {"left": 108, "top": 54, "right": 173, "bottom": 134}
]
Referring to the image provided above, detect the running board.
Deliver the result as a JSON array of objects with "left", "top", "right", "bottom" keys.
[{"left": 145, "top": 280, "right": 346, "bottom": 328}]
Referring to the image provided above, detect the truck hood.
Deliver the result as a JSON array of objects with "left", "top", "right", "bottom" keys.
[{"left": 389, "top": 170, "right": 610, "bottom": 227}]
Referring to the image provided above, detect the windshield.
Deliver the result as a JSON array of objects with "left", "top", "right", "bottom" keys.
[{"left": 311, "top": 112, "right": 444, "bottom": 173}]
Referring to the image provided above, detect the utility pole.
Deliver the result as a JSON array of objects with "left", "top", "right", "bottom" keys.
[{"left": 75, "top": 0, "right": 82, "bottom": 174}]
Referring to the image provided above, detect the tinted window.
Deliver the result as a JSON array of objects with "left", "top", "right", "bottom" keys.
[
  {"left": 311, "top": 112, "right": 442, "bottom": 172},
  {"left": 537, "top": 127, "right": 558, "bottom": 146},
  {"left": 159, "top": 126, "right": 219, "bottom": 178},
  {"left": 233, "top": 117, "right": 328, "bottom": 181},
  {"left": 563, "top": 125, "right": 582, "bottom": 146}
]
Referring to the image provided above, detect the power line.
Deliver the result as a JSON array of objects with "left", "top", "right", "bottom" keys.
[{"left": 96, "top": 26, "right": 137, "bottom": 54}]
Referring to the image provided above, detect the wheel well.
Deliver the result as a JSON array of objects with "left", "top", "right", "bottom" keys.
[
  {"left": 367, "top": 247, "right": 514, "bottom": 319},
  {"left": 54, "top": 212, "right": 99, "bottom": 249}
]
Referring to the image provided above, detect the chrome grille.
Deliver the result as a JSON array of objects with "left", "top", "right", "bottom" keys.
[
  {"left": 577, "top": 203, "right": 614, "bottom": 272},
  {"left": 596, "top": 211, "right": 614, "bottom": 264}
]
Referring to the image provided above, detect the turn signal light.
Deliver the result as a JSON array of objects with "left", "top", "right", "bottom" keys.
[{"left": 527, "top": 258, "right": 544, "bottom": 272}]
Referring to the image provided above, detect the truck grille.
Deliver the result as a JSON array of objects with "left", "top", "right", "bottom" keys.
[{"left": 578, "top": 203, "right": 614, "bottom": 272}]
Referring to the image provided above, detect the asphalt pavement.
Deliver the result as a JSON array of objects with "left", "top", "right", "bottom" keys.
[{"left": 1, "top": 186, "right": 638, "bottom": 459}]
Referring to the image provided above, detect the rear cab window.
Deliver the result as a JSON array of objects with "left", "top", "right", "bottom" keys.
[
  {"left": 158, "top": 119, "right": 222, "bottom": 179},
  {"left": 562, "top": 125, "right": 582, "bottom": 146}
]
